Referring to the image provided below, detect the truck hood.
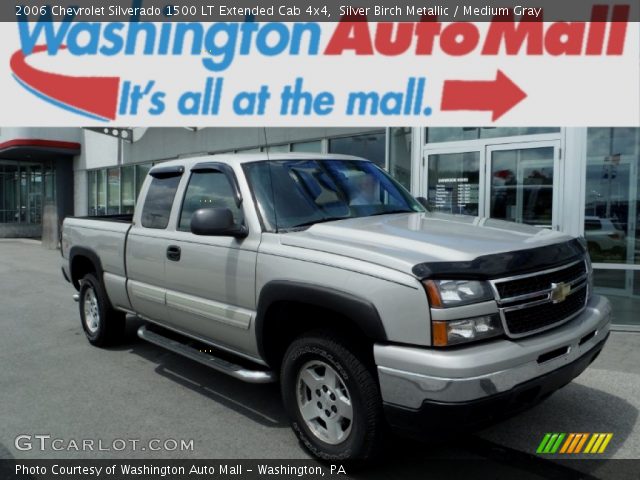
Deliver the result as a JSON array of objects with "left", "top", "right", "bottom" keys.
[{"left": 280, "top": 212, "right": 574, "bottom": 277}]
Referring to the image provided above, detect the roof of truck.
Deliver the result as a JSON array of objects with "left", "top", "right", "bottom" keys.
[{"left": 149, "top": 152, "right": 370, "bottom": 170}]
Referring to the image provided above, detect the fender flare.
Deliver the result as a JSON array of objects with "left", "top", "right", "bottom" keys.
[
  {"left": 255, "top": 280, "right": 387, "bottom": 360},
  {"left": 68, "top": 246, "right": 104, "bottom": 289}
]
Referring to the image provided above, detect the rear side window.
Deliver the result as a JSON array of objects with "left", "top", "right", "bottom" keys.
[
  {"left": 178, "top": 171, "right": 244, "bottom": 231},
  {"left": 141, "top": 176, "right": 181, "bottom": 229}
]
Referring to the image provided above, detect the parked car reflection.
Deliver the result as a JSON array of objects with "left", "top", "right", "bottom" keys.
[{"left": 584, "top": 215, "right": 627, "bottom": 262}]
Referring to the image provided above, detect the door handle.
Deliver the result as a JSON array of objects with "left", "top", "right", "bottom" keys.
[{"left": 166, "top": 245, "right": 181, "bottom": 261}]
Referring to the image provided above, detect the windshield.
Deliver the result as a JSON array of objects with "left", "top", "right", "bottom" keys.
[{"left": 243, "top": 159, "right": 424, "bottom": 231}]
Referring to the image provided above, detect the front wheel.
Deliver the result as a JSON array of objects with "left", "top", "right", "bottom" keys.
[
  {"left": 79, "top": 273, "right": 125, "bottom": 347},
  {"left": 280, "top": 331, "right": 384, "bottom": 460}
]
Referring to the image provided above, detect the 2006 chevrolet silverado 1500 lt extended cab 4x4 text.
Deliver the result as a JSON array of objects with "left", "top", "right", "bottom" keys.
[{"left": 61, "top": 153, "right": 611, "bottom": 460}]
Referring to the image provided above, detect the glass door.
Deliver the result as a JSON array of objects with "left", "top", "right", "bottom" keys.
[
  {"left": 585, "top": 129, "right": 639, "bottom": 302},
  {"left": 422, "top": 147, "right": 484, "bottom": 216},
  {"left": 485, "top": 141, "right": 561, "bottom": 229},
  {"left": 423, "top": 140, "right": 562, "bottom": 229}
]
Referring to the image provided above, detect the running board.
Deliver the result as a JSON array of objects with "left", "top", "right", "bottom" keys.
[{"left": 137, "top": 325, "right": 276, "bottom": 384}]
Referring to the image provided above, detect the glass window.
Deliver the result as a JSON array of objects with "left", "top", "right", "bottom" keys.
[
  {"left": 44, "top": 165, "right": 55, "bottom": 203},
  {"left": 121, "top": 166, "right": 135, "bottom": 214},
  {"left": 96, "top": 169, "right": 106, "bottom": 216},
  {"left": 329, "top": 132, "right": 386, "bottom": 168},
  {"left": 235, "top": 147, "right": 261, "bottom": 153},
  {"left": 426, "top": 127, "right": 560, "bottom": 143},
  {"left": 107, "top": 168, "right": 120, "bottom": 214},
  {"left": 28, "top": 166, "right": 43, "bottom": 224},
  {"left": 389, "top": 127, "right": 412, "bottom": 189},
  {"left": 178, "top": 171, "right": 244, "bottom": 231},
  {"left": 594, "top": 269, "right": 627, "bottom": 290},
  {"left": 0, "top": 163, "right": 48, "bottom": 224},
  {"left": 265, "top": 144, "right": 290, "bottom": 153},
  {"left": 87, "top": 170, "right": 97, "bottom": 216},
  {"left": 19, "top": 169, "right": 27, "bottom": 221},
  {"left": 427, "top": 152, "right": 480, "bottom": 215},
  {"left": 490, "top": 147, "right": 555, "bottom": 227},
  {"left": 135, "top": 164, "right": 151, "bottom": 198},
  {"left": 244, "top": 159, "right": 422, "bottom": 232},
  {"left": 292, "top": 140, "right": 322, "bottom": 153},
  {"left": 585, "top": 128, "right": 640, "bottom": 265},
  {"left": 584, "top": 128, "right": 640, "bottom": 327},
  {"left": 0, "top": 162, "right": 49, "bottom": 225},
  {"left": 0, "top": 163, "right": 19, "bottom": 223},
  {"left": 141, "top": 175, "right": 181, "bottom": 229}
]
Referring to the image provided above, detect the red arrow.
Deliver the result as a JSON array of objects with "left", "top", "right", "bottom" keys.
[{"left": 441, "top": 70, "right": 527, "bottom": 121}]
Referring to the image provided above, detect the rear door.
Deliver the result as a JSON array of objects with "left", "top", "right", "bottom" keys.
[
  {"left": 163, "top": 162, "right": 259, "bottom": 355},
  {"left": 126, "top": 165, "right": 184, "bottom": 323}
]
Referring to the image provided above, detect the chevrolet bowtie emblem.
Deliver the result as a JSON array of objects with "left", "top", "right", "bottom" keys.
[{"left": 550, "top": 282, "right": 571, "bottom": 303}]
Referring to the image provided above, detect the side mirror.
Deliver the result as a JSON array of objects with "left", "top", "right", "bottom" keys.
[
  {"left": 416, "top": 197, "right": 430, "bottom": 210},
  {"left": 190, "top": 208, "right": 248, "bottom": 238}
]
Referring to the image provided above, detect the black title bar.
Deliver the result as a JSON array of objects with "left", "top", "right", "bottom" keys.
[{"left": 5, "top": 0, "right": 640, "bottom": 22}]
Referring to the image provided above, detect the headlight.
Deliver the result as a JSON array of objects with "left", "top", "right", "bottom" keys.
[
  {"left": 432, "top": 314, "right": 503, "bottom": 347},
  {"left": 423, "top": 279, "right": 494, "bottom": 307},
  {"left": 584, "top": 254, "right": 594, "bottom": 300}
]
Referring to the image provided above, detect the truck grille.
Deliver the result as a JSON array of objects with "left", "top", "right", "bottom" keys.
[{"left": 491, "top": 259, "right": 589, "bottom": 338}]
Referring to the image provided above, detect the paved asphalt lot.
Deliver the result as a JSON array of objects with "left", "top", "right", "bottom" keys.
[{"left": 0, "top": 239, "right": 638, "bottom": 477}]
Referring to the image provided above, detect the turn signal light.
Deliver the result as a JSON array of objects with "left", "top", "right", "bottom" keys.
[
  {"left": 432, "top": 321, "right": 449, "bottom": 346},
  {"left": 431, "top": 315, "right": 503, "bottom": 347},
  {"left": 423, "top": 280, "right": 443, "bottom": 308}
]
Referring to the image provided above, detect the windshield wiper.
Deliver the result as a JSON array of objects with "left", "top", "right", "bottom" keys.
[
  {"left": 287, "top": 216, "right": 350, "bottom": 230},
  {"left": 368, "top": 209, "right": 414, "bottom": 217}
]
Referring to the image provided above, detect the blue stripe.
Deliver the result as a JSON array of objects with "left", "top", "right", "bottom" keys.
[{"left": 12, "top": 74, "right": 110, "bottom": 122}]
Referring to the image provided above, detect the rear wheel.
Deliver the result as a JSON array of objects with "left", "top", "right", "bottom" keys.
[
  {"left": 280, "top": 331, "right": 384, "bottom": 460},
  {"left": 79, "top": 273, "right": 125, "bottom": 347}
]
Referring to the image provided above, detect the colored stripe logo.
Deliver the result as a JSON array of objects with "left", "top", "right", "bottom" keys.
[
  {"left": 537, "top": 433, "right": 613, "bottom": 454},
  {"left": 11, "top": 45, "right": 120, "bottom": 121}
]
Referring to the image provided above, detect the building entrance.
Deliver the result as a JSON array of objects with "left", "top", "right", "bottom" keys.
[{"left": 423, "top": 140, "right": 562, "bottom": 230}]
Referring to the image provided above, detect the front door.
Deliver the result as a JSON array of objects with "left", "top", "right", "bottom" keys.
[{"left": 163, "top": 163, "right": 258, "bottom": 356}]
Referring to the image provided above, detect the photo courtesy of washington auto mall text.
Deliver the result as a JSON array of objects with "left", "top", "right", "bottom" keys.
[{"left": 0, "top": 0, "right": 638, "bottom": 479}]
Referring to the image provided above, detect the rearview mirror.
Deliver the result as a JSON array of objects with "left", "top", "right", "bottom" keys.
[{"left": 190, "top": 208, "right": 248, "bottom": 238}]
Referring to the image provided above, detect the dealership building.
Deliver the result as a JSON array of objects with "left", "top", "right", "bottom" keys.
[{"left": 0, "top": 126, "right": 638, "bottom": 329}]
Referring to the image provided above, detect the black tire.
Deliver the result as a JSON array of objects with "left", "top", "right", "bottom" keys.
[
  {"left": 78, "top": 273, "right": 125, "bottom": 347},
  {"left": 280, "top": 331, "right": 384, "bottom": 460}
]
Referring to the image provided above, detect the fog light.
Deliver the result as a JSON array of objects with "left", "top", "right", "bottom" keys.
[{"left": 432, "top": 314, "right": 503, "bottom": 347}]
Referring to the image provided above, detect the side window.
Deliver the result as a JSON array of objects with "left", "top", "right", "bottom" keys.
[
  {"left": 179, "top": 171, "right": 244, "bottom": 231},
  {"left": 140, "top": 175, "right": 181, "bottom": 229}
]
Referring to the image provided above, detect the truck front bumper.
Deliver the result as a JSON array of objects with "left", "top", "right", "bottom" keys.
[{"left": 374, "top": 294, "right": 611, "bottom": 432}]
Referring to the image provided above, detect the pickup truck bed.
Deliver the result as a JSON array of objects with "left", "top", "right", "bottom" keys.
[{"left": 62, "top": 215, "right": 132, "bottom": 306}]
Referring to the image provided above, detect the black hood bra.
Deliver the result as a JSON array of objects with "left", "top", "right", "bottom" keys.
[{"left": 413, "top": 238, "right": 586, "bottom": 280}]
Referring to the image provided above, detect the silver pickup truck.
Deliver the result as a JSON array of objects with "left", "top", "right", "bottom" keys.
[{"left": 61, "top": 153, "right": 611, "bottom": 460}]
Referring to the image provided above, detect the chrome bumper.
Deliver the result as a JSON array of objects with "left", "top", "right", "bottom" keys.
[{"left": 375, "top": 294, "right": 611, "bottom": 409}]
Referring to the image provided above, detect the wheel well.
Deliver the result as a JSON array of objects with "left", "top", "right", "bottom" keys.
[
  {"left": 260, "top": 301, "right": 376, "bottom": 370},
  {"left": 70, "top": 255, "right": 97, "bottom": 289}
]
